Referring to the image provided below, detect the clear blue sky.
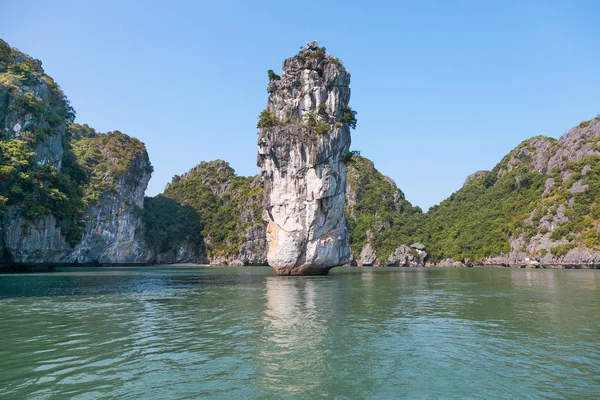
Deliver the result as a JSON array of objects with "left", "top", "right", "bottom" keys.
[{"left": 2, "top": 0, "right": 599, "bottom": 209}]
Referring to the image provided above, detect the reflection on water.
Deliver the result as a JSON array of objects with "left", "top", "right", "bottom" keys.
[
  {"left": 262, "top": 278, "right": 327, "bottom": 395},
  {"left": 0, "top": 267, "right": 599, "bottom": 399}
]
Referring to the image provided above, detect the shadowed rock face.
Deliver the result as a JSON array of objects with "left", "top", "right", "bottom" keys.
[{"left": 257, "top": 41, "right": 352, "bottom": 275}]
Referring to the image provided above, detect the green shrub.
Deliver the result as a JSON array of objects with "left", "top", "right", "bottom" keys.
[
  {"left": 307, "top": 46, "right": 326, "bottom": 60},
  {"left": 71, "top": 129, "right": 150, "bottom": 207},
  {"left": 340, "top": 105, "right": 357, "bottom": 129},
  {"left": 551, "top": 243, "right": 575, "bottom": 257},
  {"left": 345, "top": 156, "right": 424, "bottom": 261},
  {"left": 329, "top": 56, "right": 343, "bottom": 67},
  {"left": 257, "top": 110, "right": 280, "bottom": 128},
  {"left": 304, "top": 113, "right": 317, "bottom": 127},
  {"left": 342, "top": 150, "right": 360, "bottom": 164},
  {"left": 318, "top": 103, "right": 327, "bottom": 116},
  {"left": 10, "top": 92, "right": 45, "bottom": 116},
  {"left": 267, "top": 69, "right": 281, "bottom": 81},
  {"left": 315, "top": 123, "right": 329, "bottom": 135}
]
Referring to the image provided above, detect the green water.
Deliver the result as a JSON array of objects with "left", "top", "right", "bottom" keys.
[{"left": 0, "top": 267, "right": 599, "bottom": 399}]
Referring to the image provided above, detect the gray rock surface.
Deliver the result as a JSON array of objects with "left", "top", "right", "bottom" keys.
[
  {"left": 358, "top": 243, "right": 377, "bottom": 266},
  {"left": 69, "top": 153, "right": 152, "bottom": 264},
  {"left": 2, "top": 136, "right": 153, "bottom": 265},
  {"left": 2, "top": 210, "right": 70, "bottom": 263},
  {"left": 386, "top": 244, "right": 428, "bottom": 266},
  {"left": 434, "top": 259, "right": 467, "bottom": 268},
  {"left": 411, "top": 242, "right": 426, "bottom": 251},
  {"left": 547, "top": 120, "right": 600, "bottom": 175},
  {"left": 476, "top": 118, "right": 600, "bottom": 267},
  {"left": 463, "top": 171, "right": 488, "bottom": 187},
  {"left": 0, "top": 48, "right": 71, "bottom": 264},
  {"left": 153, "top": 243, "right": 200, "bottom": 265},
  {"left": 0, "top": 75, "right": 66, "bottom": 170},
  {"left": 257, "top": 41, "right": 352, "bottom": 275},
  {"left": 498, "top": 136, "right": 556, "bottom": 178}
]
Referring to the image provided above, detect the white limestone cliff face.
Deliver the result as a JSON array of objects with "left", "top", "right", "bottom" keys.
[{"left": 257, "top": 41, "right": 352, "bottom": 275}]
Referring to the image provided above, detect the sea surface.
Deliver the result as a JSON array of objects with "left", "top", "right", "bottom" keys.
[{"left": 0, "top": 266, "right": 599, "bottom": 399}]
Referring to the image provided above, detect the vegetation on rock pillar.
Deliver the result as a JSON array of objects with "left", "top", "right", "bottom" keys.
[
  {"left": 257, "top": 110, "right": 280, "bottom": 128},
  {"left": 341, "top": 106, "right": 358, "bottom": 130},
  {"left": 267, "top": 69, "right": 281, "bottom": 81}
]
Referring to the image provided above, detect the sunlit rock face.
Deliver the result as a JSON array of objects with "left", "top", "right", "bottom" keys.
[{"left": 257, "top": 41, "right": 352, "bottom": 275}]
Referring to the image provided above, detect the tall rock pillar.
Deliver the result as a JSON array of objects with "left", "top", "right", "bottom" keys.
[{"left": 257, "top": 41, "right": 353, "bottom": 275}]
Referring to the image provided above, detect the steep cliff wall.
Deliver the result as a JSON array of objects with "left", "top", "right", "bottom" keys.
[
  {"left": 1, "top": 125, "right": 153, "bottom": 265},
  {"left": 0, "top": 40, "right": 152, "bottom": 267},
  {"left": 257, "top": 41, "right": 353, "bottom": 275},
  {"left": 67, "top": 129, "right": 153, "bottom": 264}
]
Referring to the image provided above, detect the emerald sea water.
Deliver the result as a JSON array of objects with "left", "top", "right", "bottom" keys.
[{"left": 0, "top": 266, "right": 599, "bottom": 399}]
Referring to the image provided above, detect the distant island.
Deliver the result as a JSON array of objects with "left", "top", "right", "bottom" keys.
[{"left": 1, "top": 38, "right": 599, "bottom": 271}]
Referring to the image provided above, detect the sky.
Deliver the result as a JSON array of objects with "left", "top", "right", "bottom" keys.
[{"left": 2, "top": 0, "right": 599, "bottom": 209}]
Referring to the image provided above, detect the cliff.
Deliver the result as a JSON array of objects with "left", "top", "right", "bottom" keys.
[
  {"left": 425, "top": 117, "right": 600, "bottom": 267},
  {"left": 345, "top": 155, "right": 427, "bottom": 266},
  {"left": 149, "top": 160, "right": 265, "bottom": 265},
  {"left": 256, "top": 41, "right": 353, "bottom": 275},
  {"left": 0, "top": 40, "right": 152, "bottom": 267},
  {"left": 3, "top": 38, "right": 599, "bottom": 270},
  {"left": 147, "top": 115, "right": 600, "bottom": 269}
]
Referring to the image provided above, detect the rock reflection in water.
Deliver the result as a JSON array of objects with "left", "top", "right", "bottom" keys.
[
  {"left": 259, "top": 276, "right": 360, "bottom": 397},
  {"left": 261, "top": 278, "right": 328, "bottom": 395}
]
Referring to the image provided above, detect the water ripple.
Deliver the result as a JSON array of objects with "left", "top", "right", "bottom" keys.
[{"left": 0, "top": 267, "right": 598, "bottom": 399}]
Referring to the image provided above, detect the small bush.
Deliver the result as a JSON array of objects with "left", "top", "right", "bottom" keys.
[
  {"left": 551, "top": 243, "right": 575, "bottom": 258},
  {"left": 307, "top": 46, "right": 326, "bottom": 60},
  {"left": 304, "top": 113, "right": 317, "bottom": 127},
  {"left": 329, "top": 56, "right": 343, "bottom": 67},
  {"left": 342, "top": 150, "right": 361, "bottom": 163},
  {"left": 267, "top": 69, "right": 281, "bottom": 81},
  {"left": 318, "top": 103, "right": 327, "bottom": 116},
  {"left": 257, "top": 110, "right": 280, "bottom": 128},
  {"left": 10, "top": 92, "right": 45, "bottom": 116},
  {"left": 315, "top": 123, "right": 329, "bottom": 135},
  {"left": 340, "top": 105, "right": 357, "bottom": 129}
]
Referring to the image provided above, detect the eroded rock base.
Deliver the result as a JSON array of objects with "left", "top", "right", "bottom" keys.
[{"left": 272, "top": 265, "right": 336, "bottom": 276}]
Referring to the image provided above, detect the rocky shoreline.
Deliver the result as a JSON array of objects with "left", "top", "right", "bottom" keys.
[
  {"left": 425, "top": 262, "right": 600, "bottom": 269},
  {"left": 2, "top": 261, "right": 599, "bottom": 274}
]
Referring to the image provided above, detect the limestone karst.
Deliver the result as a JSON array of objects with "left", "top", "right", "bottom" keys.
[
  {"left": 256, "top": 41, "right": 353, "bottom": 275},
  {"left": 2, "top": 37, "right": 600, "bottom": 270}
]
